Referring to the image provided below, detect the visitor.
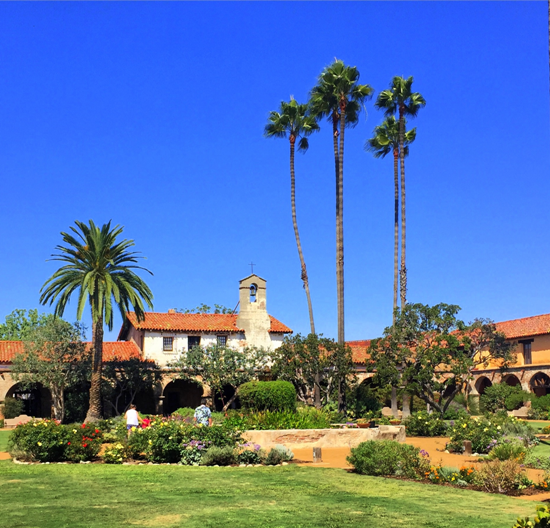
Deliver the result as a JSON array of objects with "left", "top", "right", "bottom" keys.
[
  {"left": 125, "top": 404, "right": 142, "bottom": 436},
  {"left": 194, "top": 398, "right": 213, "bottom": 427}
]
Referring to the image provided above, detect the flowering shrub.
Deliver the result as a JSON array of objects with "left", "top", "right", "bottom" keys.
[
  {"left": 472, "top": 459, "right": 527, "bottom": 494},
  {"left": 403, "top": 411, "right": 447, "bottom": 437},
  {"left": 8, "top": 419, "right": 68, "bottom": 462},
  {"left": 180, "top": 440, "right": 208, "bottom": 466},
  {"left": 446, "top": 416, "right": 504, "bottom": 454},
  {"left": 237, "top": 442, "right": 263, "bottom": 465},
  {"left": 488, "top": 438, "right": 527, "bottom": 463},
  {"left": 65, "top": 423, "right": 103, "bottom": 462},
  {"left": 426, "top": 465, "right": 475, "bottom": 486},
  {"left": 102, "top": 443, "right": 127, "bottom": 464},
  {"left": 347, "top": 440, "right": 430, "bottom": 479},
  {"left": 145, "top": 419, "right": 188, "bottom": 463}
]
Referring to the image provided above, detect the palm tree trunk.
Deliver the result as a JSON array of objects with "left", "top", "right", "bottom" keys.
[
  {"left": 399, "top": 106, "right": 407, "bottom": 307},
  {"left": 290, "top": 136, "right": 315, "bottom": 335},
  {"left": 85, "top": 314, "right": 104, "bottom": 423},
  {"left": 337, "top": 103, "right": 346, "bottom": 413},
  {"left": 393, "top": 149, "right": 399, "bottom": 323}
]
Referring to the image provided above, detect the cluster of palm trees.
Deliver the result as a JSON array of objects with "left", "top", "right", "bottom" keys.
[{"left": 265, "top": 61, "right": 425, "bottom": 348}]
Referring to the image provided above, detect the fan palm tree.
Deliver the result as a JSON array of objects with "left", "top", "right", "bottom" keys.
[
  {"left": 40, "top": 220, "right": 153, "bottom": 422},
  {"left": 309, "top": 60, "right": 373, "bottom": 347},
  {"left": 264, "top": 97, "right": 319, "bottom": 336},
  {"left": 365, "top": 116, "right": 416, "bottom": 322},
  {"left": 375, "top": 76, "right": 425, "bottom": 307}
]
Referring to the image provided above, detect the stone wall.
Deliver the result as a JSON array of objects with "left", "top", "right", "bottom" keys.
[{"left": 242, "top": 426, "right": 405, "bottom": 449}]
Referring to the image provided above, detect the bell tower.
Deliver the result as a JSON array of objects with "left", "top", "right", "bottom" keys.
[{"left": 236, "top": 274, "right": 271, "bottom": 349}]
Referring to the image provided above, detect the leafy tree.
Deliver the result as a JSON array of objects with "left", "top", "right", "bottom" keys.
[
  {"left": 169, "top": 344, "right": 269, "bottom": 411},
  {"left": 365, "top": 117, "right": 416, "bottom": 321},
  {"left": 178, "top": 304, "right": 233, "bottom": 314},
  {"left": 309, "top": 60, "right": 373, "bottom": 348},
  {"left": 102, "top": 358, "right": 162, "bottom": 416},
  {"left": 271, "top": 333, "right": 356, "bottom": 408},
  {"left": 0, "top": 309, "right": 56, "bottom": 340},
  {"left": 264, "top": 97, "right": 319, "bottom": 336},
  {"left": 367, "top": 303, "right": 515, "bottom": 416},
  {"left": 375, "top": 77, "right": 425, "bottom": 307},
  {"left": 10, "top": 319, "right": 90, "bottom": 422},
  {"left": 40, "top": 220, "right": 154, "bottom": 422}
]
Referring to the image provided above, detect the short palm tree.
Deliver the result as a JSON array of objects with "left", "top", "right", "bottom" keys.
[
  {"left": 365, "top": 116, "right": 416, "bottom": 321},
  {"left": 309, "top": 60, "right": 373, "bottom": 346},
  {"left": 40, "top": 220, "right": 153, "bottom": 422},
  {"left": 264, "top": 97, "right": 319, "bottom": 336},
  {"left": 375, "top": 76, "right": 425, "bottom": 307}
]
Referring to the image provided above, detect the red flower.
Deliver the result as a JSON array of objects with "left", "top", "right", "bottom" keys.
[
  {"left": 81, "top": 424, "right": 86, "bottom": 428},
  {"left": 95, "top": 429, "right": 99, "bottom": 434},
  {"left": 83, "top": 443, "right": 88, "bottom": 448},
  {"left": 67, "top": 442, "right": 71, "bottom": 445}
]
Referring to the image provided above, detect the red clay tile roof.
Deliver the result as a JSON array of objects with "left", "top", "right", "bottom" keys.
[
  {"left": 495, "top": 313, "right": 550, "bottom": 340},
  {"left": 346, "top": 340, "right": 372, "bottom": 365},
  {"left": 0, "top": 340, "right": 141, "bottom": 364},
  {"left": 123, "top": 312, "right": 292, "bottom": 334}
]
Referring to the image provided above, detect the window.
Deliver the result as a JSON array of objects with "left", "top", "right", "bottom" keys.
[
  {"left": 217, "top": 335, "right": 227, "bottom": 347},
  {"left": 188, "top": 336, "right": 201, "bottom": 350},
  {"left": 522, "top": 341, "right": 533, "bottom": 365},
  {"left": 163, "top": 337, "right": 174, "bottom": 352}
]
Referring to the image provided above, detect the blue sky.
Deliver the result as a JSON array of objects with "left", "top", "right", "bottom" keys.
[{"left": 0, "top": 2, "right": 548, "bottom": 342}]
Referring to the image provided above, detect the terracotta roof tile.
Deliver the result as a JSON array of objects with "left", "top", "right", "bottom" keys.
[
  {"left": 124, "top": 312, "right": 292, "bottom": 334},
  {"left": 495, "top": 313, "right": 550, "bottom": 340},
  {"left": 0, "top": 340, "right": 141, "bottom": 364},
  {"left": 346, "top": 340, "right": 372, "bottom": 365}
]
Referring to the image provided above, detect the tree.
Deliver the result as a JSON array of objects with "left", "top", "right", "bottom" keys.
[
  {"left": 365, "top": 116, "right": 416, "bottom": 321},
  {"left": 367, "top": 303, "right": 516, "bottom": 416},
  {"left": 375, "top": 77, "right": 425, "bottom": 307},
  {"left": 264, "top": 97, "right": 319, "bottom": 336},
  {"left": 0, "top": 309, "right": 56, "bottom": 340},
  {"left": 10, "top": 319, "right": 90, "bottom": 422},
  {"left": 309, "top": 60, "right": 373, "bottom": 349},
  {"left": 169, "top": 344, "right": 269, "bottom": 411},
  {"left": 40, "top": 220, "right": 154, "bottom": 422},
  {"left": 178, "top": 304, "right": 233, "bottom": 314},
  {"left": 102, "top": 358, "right": 162, "bottom": 416},
  {"left": 271, "top": 333, "right": 356, "bottom": 407}
]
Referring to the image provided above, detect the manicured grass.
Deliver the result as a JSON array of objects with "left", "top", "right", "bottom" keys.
[
  {"left": 527, "top": 421, "right": 550, "bottom": 433},
  {"left": 0, "top": 429, "right": 12, "bottom": 451},
  {"left": 533, "top": 439, "right": 550, "bottom": 458},
  {"left": 0, "top": 461, "right": 536, "bottom": 528}
]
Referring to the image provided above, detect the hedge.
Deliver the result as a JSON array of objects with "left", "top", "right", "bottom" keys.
[{"left": 239, "top": 381, "right": 296, "bottom": 412}]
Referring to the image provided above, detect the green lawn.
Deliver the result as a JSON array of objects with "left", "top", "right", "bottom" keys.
[
  {"left": 0, "top": 429, "right": 11, "bottom": 451},
  {"left": 526, "top": 421, "right": 550, "bottom": 433},
  {"left": 0, "top": 461, "right": 536, "bottom": 528}
]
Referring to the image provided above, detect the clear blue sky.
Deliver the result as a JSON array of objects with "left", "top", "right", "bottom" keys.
[{"left": 1, "top": 2, "right": 548, "bottom": 342}]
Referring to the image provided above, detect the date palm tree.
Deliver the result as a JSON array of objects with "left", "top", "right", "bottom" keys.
[
  {"left": 375, "top": 76, "right": 425, "bottom": 307},
  {"left": 40, "top": 220, "right": 153, "bottom": 422},
  {"left": 365, "top": 116, "right": 416, "bottom": 322},
  {"left": 264, "top": 97, "right": 319, "bottom": 336},
  {"left": 309, "top": 60, "right": 373, "bottom": 347}
]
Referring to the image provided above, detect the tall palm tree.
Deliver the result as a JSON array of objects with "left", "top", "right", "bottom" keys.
[
  {"left": 375, "top": 77, "right": 425, "bottom": 308},
  {"left": 40, "top": 220, "right": 153, "bottom": 422},
  {"left": 264, "top": 97, "right": 319, "bottom": 336},
  {"left": 309, "top": 60, "right": 373, "bottom": 347},
  {"left": 365, "top": 116, "right": 416, "bottom": 322}
]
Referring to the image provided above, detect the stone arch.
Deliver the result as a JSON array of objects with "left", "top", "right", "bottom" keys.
[
  {"left": 162, "top": 379, "right": 203, "bottom": 415},
  {"left": 502, "top": 374, "right": 521, "bottom": 387},
  {"left": 475, "top": 376, "right": 492, "bottom": 396},
  {"left": 6, "top": 382, "right": 51, "bottom": 418},
  {"left": 530, "top": 372, "right": 550, "bottom": 397}
]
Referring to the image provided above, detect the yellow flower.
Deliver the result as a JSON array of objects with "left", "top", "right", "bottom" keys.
[
  {"left": 37, "top": 442, "right": 42, "bottom": 446},
  {"left": 497, "top": 426, "right": 501, "bottom": 430},
  {"left": 148, "top": 440, "right": 153, "bottom": 445},
  {"left": 73, "top": 429, "right": 77, "bottom": 434},
  {"left": 33, "top": 423, "right": 38, "bottom": 427},
  {"left": 484, "top": 428, "right": 488, "bottom": 432},
  {"left": 462, "top": 423, "right": 467, "bottom": 428}
]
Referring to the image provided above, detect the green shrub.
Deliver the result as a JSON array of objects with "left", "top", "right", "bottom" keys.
[
  {"left": 225, "top": 407, "right": 332, "bottom": 430},
  {"left": 0, "top": 419, "right": 4, "bottom": 428},
  {"left": 272, "top": 444, "right": 294, "bottom": 461},
  {"left": 472, "top": 459, "right": 526, "bottom": 494},
  {"left": 530, "top": 395, "right": 550, "bottom": 418},
  {"left": 403, "top": 411, "right": 447, "bottom": 437},
  {"left": 350, "top": 383, "right": 382, "bottom": 418},
  {"left": 480, "top": 384, "right": 530, "bottom": 413},
  {"left": 2, "top": 397, "right": 24, "bottom": 419},
  {"left": 513, "top": 504, "right": 550, "bottom": 527},
  {"left": 201, "top": 446, "right": 236, "bottom": 466},
  {"left": 524, "top": 451, "right": 550, "bottom": 470},
  {"left": 239, "top": 381, "right": 296, "bottom": 412},
  {"left": 347, "top": 440, "right": 430, "bottom": 479},
  {"left": 443, "top": 407, "right": 470, "bottom": 420},
  {"left": 237, "top": 445, "right": 263, "bottom": 465},
  {"left": 65, "top": 423, "right": 103, "bottom": 462},
  {"left": 172, "top": 407, "right": 195, "bottom": 418},
  {"left": 8, "top": 420, "right": 68, "bottom": 462},
  {"left": 102, "top": 443, "right": 127, "bottom": 464},
  {"left": 498, "top": 417, "right": 537, "bottom": 447},
  {"left": 180, "top": 440, "right": 207, "bottom": 466},
  {"left": 488, "top": 438, "right": 527, "bottom": 462},
  {"left": 446, "top": 416, "right": 503, "bottom": 454},
  {"left": 265, "top": 448, "right": 284, "bottom": 465}
]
